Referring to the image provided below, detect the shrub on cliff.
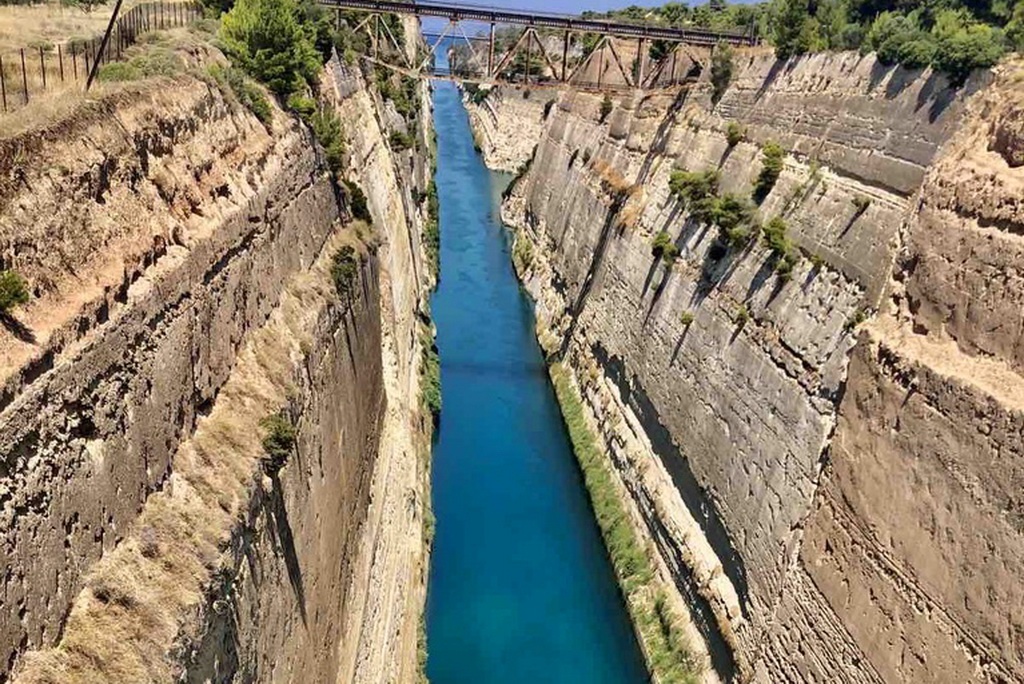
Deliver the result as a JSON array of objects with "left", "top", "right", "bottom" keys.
[
  {"left": 220, "top": 0, "right": 321, "bottom": 98},
  {"left": 423, "top": 180, "right": 440, "bottom": 278},
  {"left": 669, "top": 169, "right": 719, "bottom": 207},
  {"left": 310, "top": 108, "right": 344, "bottom": 174},
  {"left": 0, "top": 271, "right": 29, "bottom": 313},
  {"left": 726, "top": 121, "right": 745, "bottom": 147},
  {"left": 343, "top": 180, "right": 372, "bottom": 223},
  {"left": 763, "top": 216, "right": 801, "bottom": 278},
  {"left": 651, "top": 231, "right": 679, "bottom": 263},
  {"left": 932, "top": 12, "right": 1007, "bottom": 85},
  {"left": 260, "top": 412, "right": 296, "bottom": 473},
  {"left": 753, "top": 141, "right": 785, "bottom": 202},
  {"left": 420, "top": 329, "right": 442, "bottom": 424},
  {"left": 390, "top": 130, "right": 415, "bottom": 152},
  {"left": 209, "top": 65, "right": 273, "bottom": 124},
  {"left": 331, "top": 245, "right": 360, "bottom": 298},
  {"left": 712, "top": 194, "right": 759, "bottom": 248},
  {"left": 710, "top": 43, "right": 734, "bottom": 103}
]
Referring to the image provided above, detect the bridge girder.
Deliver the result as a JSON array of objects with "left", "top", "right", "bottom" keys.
[{"left": 331, "top": 0, "right": 746, "bottom": 93}]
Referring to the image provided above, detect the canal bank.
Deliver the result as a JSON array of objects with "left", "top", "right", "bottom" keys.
[{"left": 424, "top": 81, "right": 649, "bottom": 683}]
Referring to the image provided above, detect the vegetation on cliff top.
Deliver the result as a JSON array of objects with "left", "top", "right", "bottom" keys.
[
  {"left": 550, "top": 363, "right": 701, "bottom": 684},
  {"left": 590, "top": 0, "right": 1021, "bottom": 84}
]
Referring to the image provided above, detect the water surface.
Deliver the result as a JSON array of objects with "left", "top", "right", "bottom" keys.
[{"left": 425, "top": 81, "right": 649, "bottom": 684}]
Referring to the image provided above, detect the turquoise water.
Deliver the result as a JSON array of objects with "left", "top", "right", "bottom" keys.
[{"left": 424, "top": 81, "right": 650, "bottom": 684}]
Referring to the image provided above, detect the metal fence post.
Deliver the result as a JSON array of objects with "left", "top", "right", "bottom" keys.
[
  {"left": 38, "top": 46, "right": 46, "bottom": 90},
  {"left": 58, "top": 44, "right": 64, "bottom": 83},
  {"left": 86, "top": 0, "right": 124, "bottom": 91},
  {"left": 20, "top": 48, "right": 28, "bottom": 104},
  {"left": 73, "top": 46, "right": 78, "bottom": 81},
  {"left": 0, "top": 56, "right": 7, "bottom": 112}
]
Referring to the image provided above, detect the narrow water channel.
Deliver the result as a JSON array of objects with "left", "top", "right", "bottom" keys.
[{"left": 425, "top": 81, "right": 650, "bottom": 683}]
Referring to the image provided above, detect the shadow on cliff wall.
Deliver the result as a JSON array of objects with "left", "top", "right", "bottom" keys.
[
  {"left": 636, "top": 88, "right": 692, "bottom": 187},
  {"left": 266, "top": 473, "right": 308, "bottom": 627},
  {"left": 593, "top": 343, "right": 746, "bottom": 679},
  {"left": 592, "top": 343, "right": 751, "bottom": 610},
  {"left": 556, "top": 197, "right": 623, "bottom": 360},
  {"left": 0, "top": 312, "right": 35, "bottom": 344}
]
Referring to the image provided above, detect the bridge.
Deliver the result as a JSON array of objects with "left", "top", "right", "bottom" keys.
[{"left": 319, "top": 0, "right": 760, "bottom": 92}]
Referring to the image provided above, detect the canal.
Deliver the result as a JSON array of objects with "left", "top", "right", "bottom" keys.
[{"left": 424, "top": 81, "right": 650, "bottom": 683}]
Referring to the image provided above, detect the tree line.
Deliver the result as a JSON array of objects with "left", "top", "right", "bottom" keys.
[{"left": 590, "top": 0, "right": 1022, "bottom": 84}]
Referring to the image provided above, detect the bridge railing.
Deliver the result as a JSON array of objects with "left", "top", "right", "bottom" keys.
[{"left": 322, "top": 0, "right": 758, "bottom": 45}]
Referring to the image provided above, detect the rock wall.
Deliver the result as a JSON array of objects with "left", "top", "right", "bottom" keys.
[
  {"left": 464, "top": 87, "right": 555, "bottom": 172},
  {"left": 0, "top": 40, "right": 432, "bottom": 684},
  {"left": 477, "top": 50, "right": 1022, "bottom": 682}
]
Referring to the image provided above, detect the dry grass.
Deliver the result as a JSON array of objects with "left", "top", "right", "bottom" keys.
[
  {"left": 0, "top": 2, "right": 203, "bottom": 118},
  {"left": 591, "top": 156, "right": 636, "bottom": 198},
  {"left": 0, "top": 24, "right": 217, "bottom": 137},
  {"left": 0, "top": 1, "right": 143, "bottom": 53}
]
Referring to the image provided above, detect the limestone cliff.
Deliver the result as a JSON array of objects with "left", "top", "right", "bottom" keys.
[
  {"left": 0, "top": 37, "right": 433, "bottom": 684},
  {"left": 473, "top": 52, "right": 1022, "bottom": 682}
]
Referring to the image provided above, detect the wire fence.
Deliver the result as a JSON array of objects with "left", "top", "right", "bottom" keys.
[{"left": 0, "top": 1, "right": 203, "bottom": 114}]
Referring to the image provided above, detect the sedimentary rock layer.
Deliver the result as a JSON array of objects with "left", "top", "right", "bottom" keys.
[
  {"left": 477, "top": 51, "right": 1021, "bottom": 682},
  {"left": 0, "top": 42, "right": 433, "bottom": 683}
]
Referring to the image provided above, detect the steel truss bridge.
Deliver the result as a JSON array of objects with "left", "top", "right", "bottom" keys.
[{"left": 319, "top": 0, "right": 759, "bottom": 92}]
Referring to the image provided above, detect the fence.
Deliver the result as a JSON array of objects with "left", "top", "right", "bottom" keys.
[{"left": 0, "top": 1, "right": 202, "bottom": 114}]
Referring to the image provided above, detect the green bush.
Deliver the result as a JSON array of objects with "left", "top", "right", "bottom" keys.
[
  {"left": 344, "top": 180, "right": 372, "bottom": 223},
  {"left": 753, "top": 141, "right": 785, "bottom": 202},
  {"left": 651, "top": 231, "right": 679, "bottom": 262},
  {"left": 862, "top": 8, "right": 1006, "bottom": 84},
  {"left": 679, "top": 311, "right": 695, "bottom": 326},
  {"left": 390, "top": 130, "right": 414, "bottom": 152},
  {"left": 669, "top": 169, "right": 719, "bottom": 207},
  {"left": 331, "top": 245, "right": 360, "bottom": 297},
  {"left": 260, "top": 412, "right": 296, "bottom": 472},
  {"left": 286, "top": 93, "right": 317, "bottom": 119},
  {"left": 933, "top": 11, "right": 1006, "bottom": 85},
  {"left": 423, "top": 180, "right": 440, "bottom": 278},
  {"left": 726, "top": 121, "right": 745, "bottom": 147},
  {"left": 420, "top": 329, "right": 441, "bottom": 423},
  {"left": 0, "top": 271, "right": 30, "bottom": 312},
  {"left": 96, "top": 62, "right": 142, "bottom": 82},
  {"left": 220, "top": 0, "right": 322, "bottom": 98},
  {"left": 851, "top": 195, "right": 872, "bottom": 213},
  {"left": 310, "top": 108, "right": 344, "bottom": 174},
  {"left": 99, "top": 46, "right": 183, "bottom": 82},
  {"left": 710, "top": 43, "right": 734, "bottom": 103},
  {"left": 763, "top": 216, "right": 801, "bottom": 278},
  {"left": 711, "top": 194, "right": 759, "bottom": 248},
  {"left": 513, "top": 233, "right": 534, "bottom": 271},
  {"left": 209, "top": 63, "right": 273, "bottom": 124},
  {"left": 735, "top": 304, "right": 750, "bottom": 325}
]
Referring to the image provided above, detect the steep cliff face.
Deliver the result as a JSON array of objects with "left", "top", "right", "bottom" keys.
[
  {"left": 465, "top": 88, "right": 554, "bottom": 172},
  {"left": 0, "top": 41, "right": 432, "bottom": 683},
  {"left": 476, "top": 51, "right": 1021, "bottom": 682}
]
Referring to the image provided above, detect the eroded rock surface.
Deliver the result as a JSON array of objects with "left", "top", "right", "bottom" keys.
[
  {"left": 0, "top": 39, "right": 433, "bottom": 684},
  {"left": 475, "top": 52, "right": 1022, "bottom": 682}
]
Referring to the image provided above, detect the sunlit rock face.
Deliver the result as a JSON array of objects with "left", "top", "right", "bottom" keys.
[{"left": 474, "top": 51, "right": 1023, "bottom": 683}]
